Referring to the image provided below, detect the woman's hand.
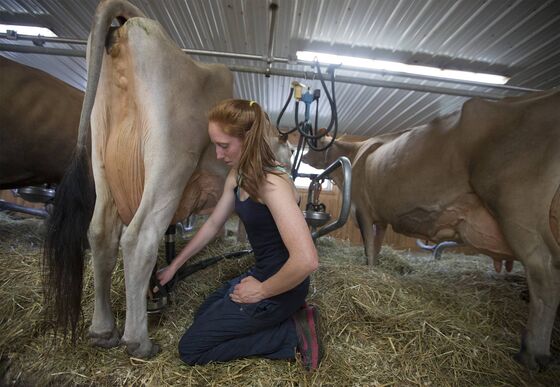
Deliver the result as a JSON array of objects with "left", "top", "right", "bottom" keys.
[
  {"left": 156, "top": 265, "right": 178, "bottom": 288},
  {"left": 230, "top": 276, "right": 266, "bottom": 304}
]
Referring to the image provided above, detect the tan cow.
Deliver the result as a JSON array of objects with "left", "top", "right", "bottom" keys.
[
  {"left": 44, "top": 0, "right": 233, "bottom": 358},
  {"left": 302, "top": 90, "right": 560, "bottom": 370},
  {"left": 0, "top": 56, "right": 83, "bottom": 189}
]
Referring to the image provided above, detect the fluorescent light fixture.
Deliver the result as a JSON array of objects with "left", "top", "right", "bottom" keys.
[
  {"left": 0, "top": 23, "right": 57, "bottom": 37},
  {"left": 297, "top": 50, "right": 509, "bottom": 85}
]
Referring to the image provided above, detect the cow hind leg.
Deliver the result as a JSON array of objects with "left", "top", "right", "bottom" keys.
[
  {"left": 120, "top": 223, "right": 161, "bottom": 358},
  {"left": 509, "top": 231, "right": 560, "bottom": 370},
  {"left": 515, "top": 256, "right": 560, "bottom": 370},
  {"left": 88, "top": 185, "right": 123, "bottom": 348},
  {"left": 119, "top": 162, "right": 197, "bottom": 358}
]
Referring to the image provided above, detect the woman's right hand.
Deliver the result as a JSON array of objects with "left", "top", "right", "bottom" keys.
[{"left": 156, "top": 265, "right": 178, "bottom": 287}]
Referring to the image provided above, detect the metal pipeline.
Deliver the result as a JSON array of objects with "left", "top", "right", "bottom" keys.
[
  {"left": 0, "top": 32, "right": 539, "bottom": 94},
  {"left": 308, "top": 156, "right": 352, "bottom": 240},
  {"left": 0, "top": 200, "right": 49, "bottom": 218},
  {"left": 266, "top": 3, "right": 279, "bottom": 77},
  {"left": 416, "top": 239, "right": 461, "bottom": 259},
  {"left": 0, "top": 43, "right": 537, "bottom": 98}
]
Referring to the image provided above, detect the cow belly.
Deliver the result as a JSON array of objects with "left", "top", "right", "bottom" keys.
[{"left": 396, "top": 192, "right": 514, "bottom": 258}]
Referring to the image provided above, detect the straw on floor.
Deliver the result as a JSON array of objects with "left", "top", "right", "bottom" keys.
[{"left": 0, "top": 212, "right": 558, "bottom": 386}]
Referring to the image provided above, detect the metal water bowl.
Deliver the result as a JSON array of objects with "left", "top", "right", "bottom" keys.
[
  {"left": 303, "top": 210, "right": 331, "bottom": 228},
  {"left": 15, "top": 186, "right": 56, "bottom": 203}
]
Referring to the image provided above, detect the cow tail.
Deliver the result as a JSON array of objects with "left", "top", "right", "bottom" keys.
[
  {"left": 42, "top": 0, "right": 146, "bottom": 341},
  {"left": 43, "top": 151, "right": 95, "bottom": 341}
]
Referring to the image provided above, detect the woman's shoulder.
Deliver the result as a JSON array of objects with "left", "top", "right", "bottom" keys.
[
  {"left": 264, "top": 167, "right": 291, "bottom": 186},
  {"left": 225, "top": 168, "right": 238, "bottom": 187},
  {"left": 261, "top": 168, "right": 298, "bottom": 201}
]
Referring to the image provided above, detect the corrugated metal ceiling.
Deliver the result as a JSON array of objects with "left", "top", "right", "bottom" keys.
[{"left": 1, "top": 0, "right": 559, "bottom": 136}]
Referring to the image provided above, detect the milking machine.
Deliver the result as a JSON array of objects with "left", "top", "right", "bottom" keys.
[
  {"left": 0, "top": 185, "right": 54, "bottom": 218},
  {"left": 276, "top": 61, "right": 341, "bottom": 179},
  {"left": 276, "top": 60, "right": 352, "bottom": 238}
]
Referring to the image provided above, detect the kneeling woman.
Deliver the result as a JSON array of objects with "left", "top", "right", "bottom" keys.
[{"left": 157, "top": 99, "right": 321, "bottom": 370}]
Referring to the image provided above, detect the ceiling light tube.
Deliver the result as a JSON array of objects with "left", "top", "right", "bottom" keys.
[
  {"left": 0, "top": 24, "right": 57, "bottom": 37},
  {"left": 296, "top": 50, "right": 509, "bottom": 85}
]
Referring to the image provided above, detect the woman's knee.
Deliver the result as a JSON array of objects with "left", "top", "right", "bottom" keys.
[{"left": 178, "top": 333, "right": 203, "bottom": 365}]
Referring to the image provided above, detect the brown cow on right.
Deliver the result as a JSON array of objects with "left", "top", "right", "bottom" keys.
[{"left": 302, "top": 90, "right": 560, "bottom": 370}]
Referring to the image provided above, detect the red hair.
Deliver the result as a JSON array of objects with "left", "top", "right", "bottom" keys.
[{"left": 208, "top": 99, "right": 280, "bottom": 200}]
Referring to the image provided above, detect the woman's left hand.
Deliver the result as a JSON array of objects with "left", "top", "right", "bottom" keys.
[{"left": 230, "top": 276, "right": 266, "bottom": 304}]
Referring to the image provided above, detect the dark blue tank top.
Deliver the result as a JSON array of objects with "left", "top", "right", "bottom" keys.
[{"left": 234, "top": 182, "right": 309, "bottom": 302}]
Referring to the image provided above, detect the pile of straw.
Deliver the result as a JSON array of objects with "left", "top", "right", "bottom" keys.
[{"left": 0, "top": 212, "right": 558, "bottom": 385}]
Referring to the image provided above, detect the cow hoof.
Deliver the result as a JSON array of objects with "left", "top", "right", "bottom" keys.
[
  {"left": 514, "top": 350, "right": 551, "bottom": 371},
  {"left": 88, "top": 328, "right": 120, "bottom": 348},
  {"left": 123, "top": 340, "right": 160, "bottom": 359}
]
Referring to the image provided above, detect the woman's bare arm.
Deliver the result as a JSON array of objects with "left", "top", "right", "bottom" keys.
[{"left": 157, "top": 169, "right": 237, "bottom": 285}]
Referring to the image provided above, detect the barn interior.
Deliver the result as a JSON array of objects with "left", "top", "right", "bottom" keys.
[{"left": 1, "top": 0, "right": 560, "bottom": 385}]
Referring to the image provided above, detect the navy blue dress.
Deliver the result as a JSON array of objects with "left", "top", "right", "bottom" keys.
[{"left": 178, "top": 185, "right": 310, "bottom": 365}]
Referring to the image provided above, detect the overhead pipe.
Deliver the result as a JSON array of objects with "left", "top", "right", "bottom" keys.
[
  {"left": 267, "top": 3, "right": 279, "bottom": 60},
  {"left": 265, "top": 3, "right": 279, "bottom": 77},
  {"left": 228, "top": 64, "right": 510, "bottom": 100},
  {"left": 0, "top": 43, "right": 85, "bottom": 57},
  {"left": 0, "top": 31, "right": 538, "bottom": 93},
  {"left": 0, "top": 32, "right": 86, "bottom": 45},
  {"left": 295, "top": 59, "right": 538, "bottom": 93},
  {"left": 0, "top": 41, "right": 511, "bottom": 99},
  {"left": 0, "top": 41, "right": 510, "bottom": 99}
]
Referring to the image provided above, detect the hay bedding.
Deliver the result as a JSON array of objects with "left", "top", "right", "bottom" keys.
[{"left": 0, "top": 212, "right": 559, "bottom": 386}]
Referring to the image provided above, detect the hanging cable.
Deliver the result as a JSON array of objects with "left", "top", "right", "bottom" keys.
[{"left": 275, "top": 60, "right": 340, "bottom": 179}]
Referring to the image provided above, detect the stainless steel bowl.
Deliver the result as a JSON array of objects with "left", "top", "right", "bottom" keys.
[
  {"left": 16, "top": 186, "right": 56, "bottom": 203},
  {"left": 303, "top": 210, "right": 331, "bottom": 228}
]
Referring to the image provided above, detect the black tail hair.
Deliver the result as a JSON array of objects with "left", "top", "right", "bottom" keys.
[{"left": 43, "top": 150, "right": 95, "bottom": 341}]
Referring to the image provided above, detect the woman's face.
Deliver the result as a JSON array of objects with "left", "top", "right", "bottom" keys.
[{"left": 208, "top": 121, "right": 243, "bottom": 167}]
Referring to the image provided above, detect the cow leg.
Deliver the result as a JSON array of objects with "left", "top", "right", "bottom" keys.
[
  {"left": 355, "top": 208, "right": 378, "bottom": 265},
  {"left": 373, "top": 223, "right": 387, "bottom": 261},
  {"left": 119, "top": 159, "right": 198, "bottom": 358},
  {"left": 88, "top": 181, "right": 123, "bottom": 348},
  {"left": 501, "top": 216, "right": 560, "bottom": 370},
  {"left": 515, "top": 245, "right": 560, "bottom": 370}
]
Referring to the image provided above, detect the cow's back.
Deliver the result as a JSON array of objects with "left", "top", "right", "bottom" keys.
[
  {"left": 0, "top": 57, "right": 84, "bottom": 188},
  {"left": 92, "top": 18, "right": 233, "bottom": 225}
]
